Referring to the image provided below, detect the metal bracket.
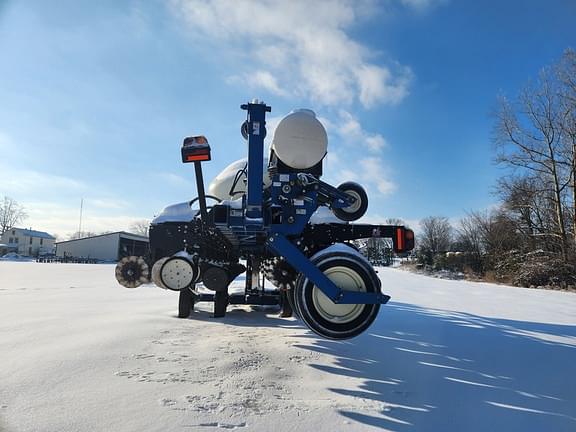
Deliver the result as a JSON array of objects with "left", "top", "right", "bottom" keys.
[
  {"left": 194, "top": 161, "right": 208, "bottom": 221},
  {"left": 266, "top": 234, "right": 390, "bottom": 305},
  {"left": 305, "top": 175, "right": 355, "bottom": 209}
]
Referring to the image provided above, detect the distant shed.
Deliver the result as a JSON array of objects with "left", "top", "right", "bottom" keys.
[{"left": 55, "top": 232, "right": 149, "bottom": 261}]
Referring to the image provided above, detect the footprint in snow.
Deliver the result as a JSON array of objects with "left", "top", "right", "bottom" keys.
[
  {"left": 134, "top": 353, "right": 155, "bottom": 359},
  {"left": 159, "top": 398, "right": 177, "bottom": 407},
  {"left": 186, "top": 422, "right": 247, "bottom": 429}
]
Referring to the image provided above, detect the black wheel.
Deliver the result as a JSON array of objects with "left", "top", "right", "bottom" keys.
[
  {"left": 344, "top": 242, "right": 360, "bottom": 252},
  {"left": 178, "top": 288, "right": 195, "bottom": 318},
  {"left": 332, "top": 182, "right": 368, "bottom": 222},
  {"left": 286, "top": 287, "right": 299, "bottom": 318},
  {"left": 241, "top": 121, "right": 249, "bottom": 140},
  {"left": 213, "top": 291, "right": 229, "bottom": 318},
  {"left": 279, "top": 289, "right": 293, "bottom": 318},
  {"left": 294, "top": 248, "right": 381, "bottom": 340}
]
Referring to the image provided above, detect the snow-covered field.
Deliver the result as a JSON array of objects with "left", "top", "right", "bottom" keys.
[{"left": 0, "top": 262, "right": 575, "bottom": 432}]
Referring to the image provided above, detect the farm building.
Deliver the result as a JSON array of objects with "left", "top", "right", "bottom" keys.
[
  {"left": 55, "top": 232, "right": 149, "bottom": 262},
  {"left": 0, "top": 228, "right": 56, "bottom": 257}
]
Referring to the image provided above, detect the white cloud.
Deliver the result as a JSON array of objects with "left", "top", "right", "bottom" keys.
[
  {"left": 155, "top": 172, "right": 194, "bottom": 188},
  {"left": 22, "top": 201, "right": 150, "bottom": 239},
  {"left": 323, "top": 150, "right": 396, "bottom": 198},
  {"left": 365, "top": 135, "right": 386, "bottom": 152},
  {"left": 0, "top": 165, "right": 86, "bottom": 196},
  {"left": 228, "top": 70, "right": 289, "bottom": 97},
  {"left": 171, "top": 0, "right": 412, "bottom": 109},
  {"left": 170, "top": 1, "right": 409, "bottom": 210},
  {"left": 335, "top": 110, "right": 387, "bottom": 152},
  {"left": 89, "top": 198, "right": 127, "bottom": 210},
  {"left": 359, "top": 156, "right": 397, "bottom": 194},
  {"left": 0, "top": 158, "right": 149, "bottom": 237},
  {"left": 356, "top": 64, "right": 413, "bottom": 107}
]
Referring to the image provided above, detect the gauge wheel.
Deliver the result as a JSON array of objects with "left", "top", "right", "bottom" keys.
[
  {"left": 332, "top": 182, "right": 368, "bottom": 222},
  {"left": 286, "top": 287, "right": 299, "bottom": 318},
  {"left": 214, "top": 291, "right": 229, "bottom": 318},
  {"left": 279, "top": 288, "right": 294, "bottom": 318},
  {"left": 294, "top": 250, "right": 380, "bottom": 340},
  {"left": 178, "top": 287, "right": 195, "bottom": 318}
]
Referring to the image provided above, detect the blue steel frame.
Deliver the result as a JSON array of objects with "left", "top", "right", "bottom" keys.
[
  {"left": 239, "top": 101, "right": 390, "bottom": 306},
  {"left": 266, "top": 234, "right": 390, "bottom": 305},
  {"left": 241, "top": 101, "right": 271, "bottom": 223}
]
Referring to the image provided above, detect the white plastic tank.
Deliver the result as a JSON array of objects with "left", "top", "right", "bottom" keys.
[
  {"left": 271, "top": 109, "right": 328, "bottom": 169},
  {"left": 208, "top": 157, "right": 271, "bottom": 201},
  {"left": 208, "top": 159, "right": 247, "bottom": 201}
]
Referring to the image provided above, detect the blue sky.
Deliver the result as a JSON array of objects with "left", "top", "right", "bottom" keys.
[{"left": 0, "top": 0, "right": 574, "bottom": 238}]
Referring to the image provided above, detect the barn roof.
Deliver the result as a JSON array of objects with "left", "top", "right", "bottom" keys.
[
  {"left": 55, "top": 231, "right": 148, "bottom": 244},
  {"left": 12, "top": 228, "right": 55, "bottom": 240}
]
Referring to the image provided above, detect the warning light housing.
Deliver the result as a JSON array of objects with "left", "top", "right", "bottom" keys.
[
  {"left": 181, "top": 136, "right": 211, "bottom": 163},
  {"left": 393, "top": 227, "right": 415, "bottom": 253}
]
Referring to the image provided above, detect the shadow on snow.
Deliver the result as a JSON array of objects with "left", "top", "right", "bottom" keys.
[
  {"left": 168, "top": 293, "right": 576, "bottom": 431},
  {"left": 294, "top": 302, "right": 576, "bottom": 432}
]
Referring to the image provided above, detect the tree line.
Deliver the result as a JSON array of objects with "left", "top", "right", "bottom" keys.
[{"left": 416, "top": 49, "right": 576, "bottom": 289}]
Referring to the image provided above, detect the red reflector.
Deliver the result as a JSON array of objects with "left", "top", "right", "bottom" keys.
[
  {"left": 396, "top": 228, "right": 404, "bottom": 251},
  {"left": 186, "top": 154, "right": 210, "bottom": 161}
]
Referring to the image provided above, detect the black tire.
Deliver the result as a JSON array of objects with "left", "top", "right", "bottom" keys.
[
  {"left": 213, "top": 291, "right": 228, "bottom": 318},
  {"left": 344, "top": 242, "right": 360, "bottom": 252},
  {"left": 178, "top": 288, "right": 195, "bottom": 318},
  {"left": 286, "top": 287, "right": 299, "bottom": 318},
  {"left": 294, "top": 250, "right": 381, "bottom": 340},
  {"left": 332, "top": 182, "right": 368, "bottom": 222},
  {"left": 279, "top": 289, "right": 293, "bottom": 318}
]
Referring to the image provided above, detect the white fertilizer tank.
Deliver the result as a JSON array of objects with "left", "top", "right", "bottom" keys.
[
  {"left": 207, "top": 109, "right": 328, "bottom": 201},
  {"left": 271, "top": 109, "right": 328, "bottom": 170}
]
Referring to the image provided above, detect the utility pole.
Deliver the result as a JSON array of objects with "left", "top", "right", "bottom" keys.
[{"left": 78, "top": 198, "right": 83, "bottom": 236}]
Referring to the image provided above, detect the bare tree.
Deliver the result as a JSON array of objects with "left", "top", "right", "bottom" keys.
[
  {"left": 497, "top": 176, "right": 564, "bottom": 252},
  {"left": 557, "top": 48, "right": 576, "bottom": 245},
  {"left": 0, "top": 196, "right": 27, "bottom": 236},
  {"left": 419, "top": 216, "right": 453, "bottom": 263},
  {"left": 455, "top": 214, "right": 484, "bottom": 268},
  {"left": 130, "top": 220, "right": 150, "bottom": 237},
  {"left": 385, "top": 217, "right": 406, "bottom": 226},
  {"left": 468, "top": 210, "right": 518, "bottom": 251},
  {"left": 494, "top": 60, "right": 572, "bottom": 260},
  {"left": 455, "top": 214, "right": 484, "bottom": 253}
]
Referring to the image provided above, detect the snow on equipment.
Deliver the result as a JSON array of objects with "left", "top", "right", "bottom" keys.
[{"left": 115, "top": 100, "right": 415, "bottom": 340}]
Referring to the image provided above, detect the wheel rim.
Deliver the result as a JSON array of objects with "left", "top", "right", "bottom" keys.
[
  {"left": 342, "top": 190, "right": 362, "bottom": 213},
  {"left": 161, "top": 258, "right": 194, "bottom": 290},
  {"left": 311, "top": 265, "right": 367, "bottom": 324}
]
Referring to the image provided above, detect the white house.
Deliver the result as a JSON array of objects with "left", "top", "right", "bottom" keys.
[
  {"left": 55, "top": 231, "right": 149, "bottom": 262},
  {"left": 0, "top": 228, "right": 56, "bottom": 257}
]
